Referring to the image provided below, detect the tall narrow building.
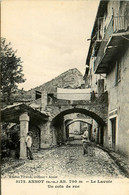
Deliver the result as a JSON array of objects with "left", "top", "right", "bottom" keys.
[{"left": 85, "top": 0, "right": 129, "bottom": 157}]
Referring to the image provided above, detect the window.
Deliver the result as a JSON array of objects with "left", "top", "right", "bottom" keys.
[{"left": 35, "top": 91, "right": 41, "bottom": 100}]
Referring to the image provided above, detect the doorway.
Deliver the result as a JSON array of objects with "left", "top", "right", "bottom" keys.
[
  {"left": 111, "top": 117, "right": 116, "bottom": 150},
  {"left": 99, "top": 126, "right": 104, "bottom": 146}
]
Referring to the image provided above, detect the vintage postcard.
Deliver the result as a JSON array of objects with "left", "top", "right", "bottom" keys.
[{"left": 1, "top": 0, "right": 129, "bottom": 195}]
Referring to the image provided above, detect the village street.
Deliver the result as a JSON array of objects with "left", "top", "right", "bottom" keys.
[{"left": 1, "top": 144, "right": 125, "bottom": 179}]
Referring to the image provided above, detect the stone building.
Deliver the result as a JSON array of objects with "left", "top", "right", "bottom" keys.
[
  {"left": 26, "top": 68, "right": 91, "bottom": 148},
  {"left": 85, "top": 0, "right": 129, "bottom": 157},
  {"left": 25, "top": 67, "right": 106, "bottom": 149},
  {"left": 1, "top": 68, "right": 86, "bottom": 158}
]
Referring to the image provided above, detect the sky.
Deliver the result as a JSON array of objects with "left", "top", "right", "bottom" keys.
[{"left": 1, "top": 0, "right": 100, "bottom": 90}]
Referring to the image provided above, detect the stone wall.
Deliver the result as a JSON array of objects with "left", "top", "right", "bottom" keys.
[
  {"left": 30, "top": 125, "right": 40, "bottom": 151},
  {"left": 49, "top": 98, "right": 108, "bottom": 127},
  {"left": 107, "top": 46, "right": 129, "bottom": 157},
  {"left": 39, "top": 121, "right": 53, "bottom": 149}
]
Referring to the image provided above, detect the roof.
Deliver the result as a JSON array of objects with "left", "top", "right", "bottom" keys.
[{"left": 1, "top": 103, "right": 49, "bottom": 124}]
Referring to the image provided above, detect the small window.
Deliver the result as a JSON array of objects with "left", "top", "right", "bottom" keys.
[{"left": 35, "top": 91, "right": 41, "bottom": 100}]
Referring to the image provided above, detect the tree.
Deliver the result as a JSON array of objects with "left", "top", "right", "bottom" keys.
[{"left": 1, "top": 38, "right": 26, "bottom": 104}]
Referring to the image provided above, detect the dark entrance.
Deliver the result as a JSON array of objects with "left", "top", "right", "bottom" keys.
[
  {"left": 111, "top": 117, "right": 116, "bottom": 150},
  {"left": 100, "top": 126, "right": 104, "bottom": 146}
]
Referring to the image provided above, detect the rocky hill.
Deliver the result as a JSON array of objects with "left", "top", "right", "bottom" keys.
[
  {"left": 25, "top": 68, "right": 85, "bottom": 101},
  {"left": 2, "top": 68, "right": 85, "bottom": 105}
]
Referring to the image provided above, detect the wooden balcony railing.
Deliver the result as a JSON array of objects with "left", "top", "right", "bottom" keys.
[{"left": 94, "top": 15, "right": 129, "bottom": 73}]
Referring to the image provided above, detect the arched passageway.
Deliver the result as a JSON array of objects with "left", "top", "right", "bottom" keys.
[
  {"left": 50, "top": 108, "right": 106, "bottom": 146},
  {"left": 51, "top": 107, "right": 105, "bottom": 126},
  {"left": 65, "top": 119, "right": 92, "bottom": 144},
  {"left": 65, "top": 118, "right": 92, "bottom": 127}
]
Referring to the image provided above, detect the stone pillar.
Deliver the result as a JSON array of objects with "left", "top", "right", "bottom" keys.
[
  {"left": 62, "top": 123, "right": 67, "bottom": 143},
  {"left": 19, "top": 112, "right": 30, "bottom": 159},
  {"left": 96, "top": 125, "right": 99, "bottom": 144},
  {"left": 41, "top": 90, "right": 48, "bottom": 111},
  {"left": 88, "top": 125, "right": 92, "bottom": 141},
  {"left": 63, "top": 129, "right": 67, "bottom": 143}
]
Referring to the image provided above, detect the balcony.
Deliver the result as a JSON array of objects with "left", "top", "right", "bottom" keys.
[{"left": 94, "top": 16, "right": 129, "bottom": 74}]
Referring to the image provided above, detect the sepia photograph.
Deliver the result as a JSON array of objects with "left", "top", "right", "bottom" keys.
[{"left": 1, "top": 0, "right": 129, "bottom": 194}]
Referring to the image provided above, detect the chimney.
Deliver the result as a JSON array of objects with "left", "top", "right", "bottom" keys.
[
  {"left": 41, "top": 90, "right": 47, "bottom": 111},
  {"left": 97, "top": 79, "right": 104, "bottom": 95}
]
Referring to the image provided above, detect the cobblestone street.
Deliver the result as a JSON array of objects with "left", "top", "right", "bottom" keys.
[{"left": 2, "top": 145, "right": 126, "bottom": 179}]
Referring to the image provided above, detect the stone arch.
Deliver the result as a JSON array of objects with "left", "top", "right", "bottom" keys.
[
  {"left": 65, "top": 118, "right": 93, "bottom": 142},
  {"left": 51, "top": 107, "right": 106, "bottom": 126},
  {"left": 65, "top": 119, "right": 92, "bottom": 128},
  {"left": 50, "top": 107, "right": 106, "bottom": 146}
]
